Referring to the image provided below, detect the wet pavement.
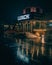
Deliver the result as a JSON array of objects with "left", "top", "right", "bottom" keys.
[{"left": 0, "top": 35, "right": 52, "bottom": 65}]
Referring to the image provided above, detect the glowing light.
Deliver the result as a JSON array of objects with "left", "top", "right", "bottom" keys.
[
  {"left": 17, "top": 14, "right": 30, "bottom": 21},
  {"left": 41, "top": 35, "right": 45, "bottom": 44},
  {"left": 31, "top": 7, "right": 36, "bottom": 12},
  {"left": 49, "top": 24, "right": 52, "bottom": 26},
  {"left": 41, "top": 46, "right": 45, "bottom": 55}
]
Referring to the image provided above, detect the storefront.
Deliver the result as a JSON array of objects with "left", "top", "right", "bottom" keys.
[
  {"left": 46, "top": 20, "right": 52, "bottom": 42},
  {"left": 17, "top": 7, "right": 47, "bottom": 34},
  {"left": 16, "top": 7, "right": 47, "bottom": 43}
]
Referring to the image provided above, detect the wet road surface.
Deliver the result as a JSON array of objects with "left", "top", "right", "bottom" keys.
[{"left": 0, "top": 37, "right": 52, "bottom": 65}]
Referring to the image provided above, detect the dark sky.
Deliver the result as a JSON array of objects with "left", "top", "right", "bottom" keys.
[{"left": 0, "top": 0, "right": 52, "bottom": 24}]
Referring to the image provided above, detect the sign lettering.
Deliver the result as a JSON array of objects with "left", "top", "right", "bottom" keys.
[{"left": 17, "top": 14, "right": 30, "bottom": 21}]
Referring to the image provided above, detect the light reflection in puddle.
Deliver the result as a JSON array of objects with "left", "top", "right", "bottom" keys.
[
  {"left": 15, "top": 39, "right": 52, "bottom": 63},
  {"left": 17, "top": 47, "right": 29, "bottom": 63}
]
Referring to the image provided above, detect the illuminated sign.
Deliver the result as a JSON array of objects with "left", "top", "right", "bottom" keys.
[
  {"left": 31, "top": 7, "right": 36, "bottom": 12},
  {"left": 17, "top": 14, "right": 30, "bottom": 21}
]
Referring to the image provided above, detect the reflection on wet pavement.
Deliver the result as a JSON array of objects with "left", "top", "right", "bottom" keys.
[
  {"left": 14, "top": 39, "right": 52, "bottom": 64},
  {"left": 0, "top": 37, "right": 52, "bottom": 65}
]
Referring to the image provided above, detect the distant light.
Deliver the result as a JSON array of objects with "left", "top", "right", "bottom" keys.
[
  {"left": 49, "top": 20, "right": 52, "bottom": 22},
  {"left": 49, "top": 24, "right": 52, "bottom": 26}
]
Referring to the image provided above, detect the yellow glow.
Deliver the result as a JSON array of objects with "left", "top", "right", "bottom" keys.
[
  {"left": 41, "top": 46, "right": 45, "bottom": 55},
  {"left": 49, "top": 20, "right": 52, "bottom": 22},
  {"left": 35, "top": 32, "right": 40, "bottom": 37},
  {"left": 33, "top": 29, "right": 46, "bottom": 31},
  {"left": 30, "top": 46, "right": 35, "bottom": 60},
  {"left": 41, "top": 35, "right": 45, "bottom": 44}
]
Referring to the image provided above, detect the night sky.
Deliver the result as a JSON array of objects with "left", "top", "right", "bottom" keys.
[{"left": 0, "top": 0, "right": 52, "bottom": 24}]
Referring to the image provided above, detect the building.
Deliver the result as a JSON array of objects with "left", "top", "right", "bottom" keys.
[
  {"left": 17, "top": 7, "right": 47, "bottom": 35},
  {"left": 46, "top": 20, "right": 52, "bottom": 43},
  {"left": 16, "top": 7, "right": 48, "bottom": 43}
]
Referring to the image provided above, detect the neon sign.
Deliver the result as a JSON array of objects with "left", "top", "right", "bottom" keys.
[{"left": 17, "top": 14, "right": 30, "bottom": 21}]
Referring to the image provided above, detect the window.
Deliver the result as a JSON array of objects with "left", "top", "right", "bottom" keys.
[
  {"left": 26, "top": 8, "right": 30, "bottom": 13},
  {"left": 35, "top": 22, "right": 40, "bottom": 29},
  {"left": 36, "top": 8, "right": 40, "bottom": 13}
]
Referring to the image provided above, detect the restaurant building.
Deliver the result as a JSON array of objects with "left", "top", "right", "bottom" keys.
[{"left": 17, "top": 7, "right": 47, "bottom": 37}]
